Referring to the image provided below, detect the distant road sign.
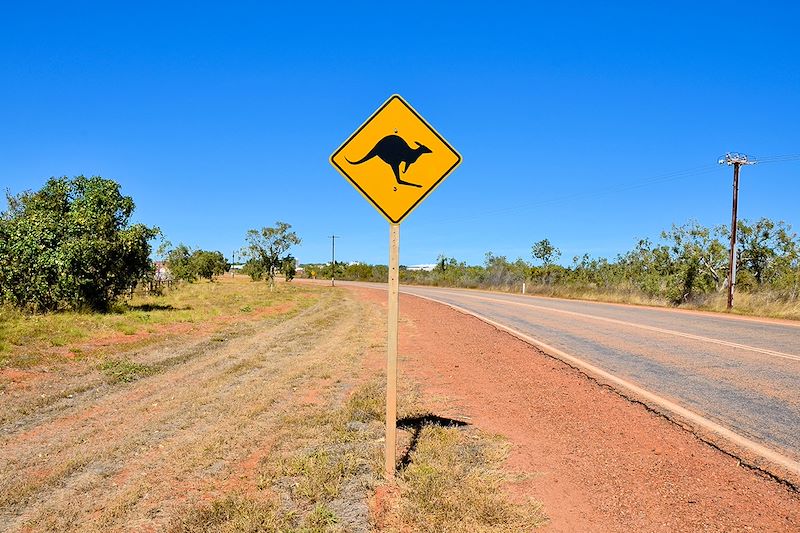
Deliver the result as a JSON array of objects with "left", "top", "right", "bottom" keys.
[{"left": 330, "top": 94, "right": 461, "bottom": 224}]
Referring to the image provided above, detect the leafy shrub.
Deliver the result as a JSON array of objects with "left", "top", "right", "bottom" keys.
[{"left": 0, "top": 176, "right": 158, "bottom": 312}]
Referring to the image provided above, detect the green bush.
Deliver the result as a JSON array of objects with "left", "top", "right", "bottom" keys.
[{"left": 0, "top": 176, "right": 158, "bottom": 312}]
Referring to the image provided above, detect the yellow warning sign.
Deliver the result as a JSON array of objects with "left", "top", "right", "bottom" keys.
[{"left": 330, "top": 94, "right": 461, "bottom": 224}]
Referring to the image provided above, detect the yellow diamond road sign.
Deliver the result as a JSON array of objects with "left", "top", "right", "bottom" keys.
[{"left": 330, "top": 95, "right": 461, "bottom": 224}]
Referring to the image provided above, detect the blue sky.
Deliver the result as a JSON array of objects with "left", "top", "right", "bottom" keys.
[{"left": 2, "top": 2, "right": 798, "bottom": 266}]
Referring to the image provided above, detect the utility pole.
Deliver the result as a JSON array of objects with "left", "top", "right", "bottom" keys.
[
  {"left": 231, "top": 251, "right": 236, "bottom": 278},
  {"left": 718, "top": 152, "right": 756, "bottom": 310},
  {"left": 329, "top": 235, "right": 339, "bottom": 286}
]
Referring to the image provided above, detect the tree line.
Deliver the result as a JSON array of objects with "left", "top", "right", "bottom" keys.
[
  {"left": 4, "top": 175, "right": 797, "bottom": 313},
  {"left": 307, "top": 219, "right": 800, "bottom": 305},
  {"left": 1, "top": 176, "right": 300, "bottom": 312}
]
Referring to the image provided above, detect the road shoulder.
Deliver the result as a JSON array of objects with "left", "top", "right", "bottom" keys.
[{"left": 349, "top": 286, "right": 800, "bottom": 532}]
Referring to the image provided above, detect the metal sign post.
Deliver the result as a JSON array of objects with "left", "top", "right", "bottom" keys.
[{"left": 330, "top": 94, "right": 461, "bottom": 479}]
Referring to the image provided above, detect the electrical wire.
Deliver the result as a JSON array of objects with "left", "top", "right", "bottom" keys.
[
  {"left": 428, "top": 153, "right": 800, "bottom": 225},
  {"left": 428, "top": 163, "right": 720, "bottom": 225},
  {"left": 754, "top": 153, "right": 800, "bottom": 163}
]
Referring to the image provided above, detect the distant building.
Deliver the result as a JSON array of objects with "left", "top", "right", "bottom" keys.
[
  {"left": 406, "top": 264, "right": 437, "bottom": 272},
  {"left": 153, "top": 261, "right": 172, "bottom": 281}
]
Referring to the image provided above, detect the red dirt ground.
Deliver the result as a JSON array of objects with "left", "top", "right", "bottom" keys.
[{"left": 349, "top": 287, "right": 800, "bottom": 532}]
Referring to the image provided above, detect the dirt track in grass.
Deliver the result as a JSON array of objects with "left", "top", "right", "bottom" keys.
[{"left": 0, "top": 287, "right": 378, "bottom": 531}]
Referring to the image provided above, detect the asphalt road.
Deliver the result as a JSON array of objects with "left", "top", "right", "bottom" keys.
[{"left": 342, "top": 282, "right": 800, "bottom": 465}]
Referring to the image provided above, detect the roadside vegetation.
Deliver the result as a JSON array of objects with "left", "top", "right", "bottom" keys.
[
  {"left": 307, "top": 218, "right": 800, "bottom": 320},
  {"left": 0, "top": 276, "right": 311, "bottom": 369},
  {"left": 384, "top": 425, "right": 547, "bottom": 532},
  {"left": 160, "top": 220, "right": 300, "bottom": 285},
  {"left": 161, "top": 243, "right": 230, "bottom": 282},
  {"left": 0, "top": 177, "right": 306, "bottom": 369},
  {"left": 239, "top": 221, "right": 301, "bottom": 283},
  {"left": 0, "top": 175, "right": 158, "bottom": 312}
]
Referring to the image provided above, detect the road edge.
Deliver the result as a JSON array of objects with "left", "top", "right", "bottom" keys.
[
  {"left": 414, "top": 284, "right": 800, "bottom": 328},
  {"left": 404, "top": 290, "right": 800, "bottom": 493}
]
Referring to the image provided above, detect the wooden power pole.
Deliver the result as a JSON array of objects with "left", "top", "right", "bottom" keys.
[
  {"left": 329, "top": 235, "right": 339, "bottom": 286},
  {"left": 718, "top": 152, "right": 756, "bottom": 310}
]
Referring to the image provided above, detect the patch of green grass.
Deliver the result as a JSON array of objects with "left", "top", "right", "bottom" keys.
[
  {"left": 302, "top": 504, "right": 340, "bottom": 531},
  {"left": 390, "top": 425, "right": 547, "bottom": 531},
  {"left": 172, "top": 496, "right": 343, "bottom": 533},
  {"left": 283, "top": 450, "right": 360, "bottom": 502},
  {"left": 0, "top": 278, "right": 319, "bottom": 369},
  {"left": 343, "top": 380, "right": 385, "bottom": 423},
  {"left": 99, "top": 358, "right": 157, "bottom": 383},
  {"left": 114, "top": 324, "right": 138, "bottom": 335},
  {"left": 171, "top": 495, "right": 291, "bottom": 533}
]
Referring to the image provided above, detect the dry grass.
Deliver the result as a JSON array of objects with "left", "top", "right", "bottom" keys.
[
  {"left": 177, "top": 376, "right": 547, "bottom": 532},
  {"left": 382, "top": 425, "right": 547, "bottom": 532},
  {"left": 456, "top": 282, "right": 800, "bottom": 321},
  {"left": 1, "top": 285, "right": 339, "bottom": 531},
  {"left": 0, "top": 276, "right": 311, "bottom": 368},
  {"left": 174, "top": 496, "right": 344, "bottom": 533},
  {"left": 684, "top": 291, "right": 800, "bottom": 320},
  {"left": 172, "top": 495, "right": 290, "bottom": 533},
  {"left": 174, "top": 379, "right": 386, "bottom": 533},
  {"left": 2, "top": 282, "right": 548, "bottom": 532}
]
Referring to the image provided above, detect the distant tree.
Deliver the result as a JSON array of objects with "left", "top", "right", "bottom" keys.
[
  {"left": 483, "top": 252, "right": 528, "bottom": 286},
  {"left": 318, "top": 260, "right": 344, "bottom": 281},
  {"left": 531, "top": 239, "right": 561, "bottom": 285},
  {"left": 282, "top": 254, "right": 297, "bottom": 281},
  {"left": 191, "top": 250, "right": 229, "bottom": 281},
  {"left": 436, "top": 254, "right": 448, "bottom": 273},
  {"left": 734, "top": 218, "right": 799, "bottom": 286},
  {"left": 241, "top": 258, "right": 265, "bottom": 281},
  {"left": 531, "top": 239, "right": 561, "bottom": 266},
  {"left": 0, "top": 176, "right": 158, "bottom": 312},
  {"left": 242, "top": 221, "right": 301, "bottom": 284},
  {"left": 162, "top": 244, "right": 229, "bottom": 282},
  {"left": 164, "top": 244, "right": 196, "bottom": 282}
]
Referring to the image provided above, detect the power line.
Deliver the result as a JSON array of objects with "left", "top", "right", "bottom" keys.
[
  {"left": 753, "top": 153, "right": 800, "bottom": 163},
  {"left": 429, "top": 153, "right": 800, "bottom": 227},
  {"left": 429, "top": 163, "right": 721, "bottom": 225}
]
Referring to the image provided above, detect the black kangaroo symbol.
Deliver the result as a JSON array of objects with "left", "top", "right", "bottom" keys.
[{"left": 346, "top": 134, "right": 431, "bottom": 188}]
